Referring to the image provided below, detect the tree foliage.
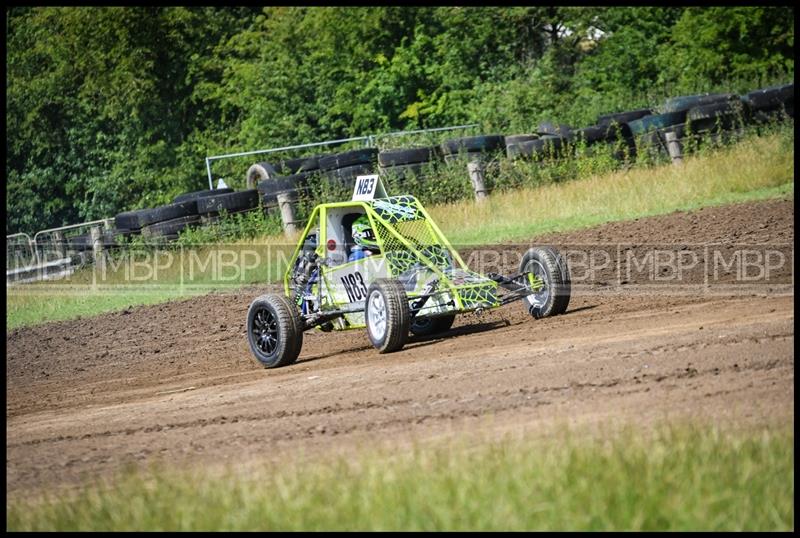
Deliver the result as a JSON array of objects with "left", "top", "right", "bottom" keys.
[{"left": 5, "top": 6, "right": 794, "bottom": 234}]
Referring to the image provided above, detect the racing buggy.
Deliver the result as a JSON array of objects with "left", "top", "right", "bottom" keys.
[{"left": 246, "top": 175, "right": 571, "bottom": 368}]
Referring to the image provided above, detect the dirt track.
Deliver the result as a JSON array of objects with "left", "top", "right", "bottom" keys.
[{"left": 6, "top": 198, "right": 794, "bottom": 498}]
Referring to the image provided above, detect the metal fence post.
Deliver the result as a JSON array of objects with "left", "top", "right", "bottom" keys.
[{"left": 467, "top": 158, "right": 489, "bottom": 201}]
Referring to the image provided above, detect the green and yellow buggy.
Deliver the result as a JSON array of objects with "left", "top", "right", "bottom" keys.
[{"left": 246, "top": 182, "right": 571, "bottom": 368}]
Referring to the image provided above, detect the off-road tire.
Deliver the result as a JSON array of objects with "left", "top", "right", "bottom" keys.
[
  {"left": 365, "top": 278, "right": 410, "bottom": 353},
  {"left": 246, "top": 294, "right": 304, "bottom": 368},
  {"left": 519, "top": 247, "right": 571, "bottom": 319}
]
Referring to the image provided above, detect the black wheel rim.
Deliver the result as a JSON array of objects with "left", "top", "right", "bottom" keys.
[{"left": 252, "top": 307, "right": 278, "bottom": 355}]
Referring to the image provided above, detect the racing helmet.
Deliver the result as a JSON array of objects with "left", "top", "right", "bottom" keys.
[{"left": 351, "top": 214, "right": 379, "bottom": 250}]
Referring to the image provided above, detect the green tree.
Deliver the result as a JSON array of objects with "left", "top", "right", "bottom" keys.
[{"left": 657, "top": 7, "right": 794, "bottom": 93}]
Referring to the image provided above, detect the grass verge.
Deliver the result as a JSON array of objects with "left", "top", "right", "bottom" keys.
[
  {"left": 6, "top": 423, "right": 793, "bottom": 531},
  {"left": 6, "top": 129, "right": 793, "bottom": 330},
  {"left": 430, "top": 132, "right": 794, "bottom": 244}
]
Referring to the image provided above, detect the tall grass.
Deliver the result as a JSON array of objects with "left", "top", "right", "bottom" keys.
[
  {"left": 431, "top": 129, "right": 793, "bottom": 244},
  {"left": 6, "top": 424, "right": 793, "bottom": 531}
]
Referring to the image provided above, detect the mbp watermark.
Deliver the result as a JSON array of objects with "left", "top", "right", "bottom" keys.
[
  {"left": 11, "top": 241, "right": 793, "bottom": 297},
  {"left": 457, "top": 242, "right": 792, "bottom": 295}
]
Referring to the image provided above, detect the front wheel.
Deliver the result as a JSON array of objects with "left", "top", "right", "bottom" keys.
[
  {"left": 518, "top": 247, "right": 571, "bottom": 318},
  {"left": 365, "top": 279, "right": 410, "bottom": 353},
  {"left": 246, "top": 294, "right": 304, "bottom": 368}
]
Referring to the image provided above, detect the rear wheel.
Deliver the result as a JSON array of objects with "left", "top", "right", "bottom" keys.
[
  {"left": 246, "top": 294, "right": 304, "bottom": 368},
  {"left": 365, "top": 279, "right": 410, "bottom": 353},
  {"left": 410, "top": 314, "right": 456, "bottom": 336},
  {"left": 518, "top": 247, "right": 571, "bottom": 318}
]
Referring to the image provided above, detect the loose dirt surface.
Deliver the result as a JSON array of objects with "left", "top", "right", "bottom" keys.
[{"left": 6, "top": 198, "right": 794, "bottom": 499}]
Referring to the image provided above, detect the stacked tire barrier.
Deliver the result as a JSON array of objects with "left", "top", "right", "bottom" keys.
[
  {"left": 18, "top": 82, "right": 790, "bottom": 272},
  {"left": 248, "top": 154, "right": 326, "bottom": 212},
  {"left": 243, "top": 83, "right": 791, "bottom": 230},
  {"left": 318, "top": 148, "right": 379, "bottom": 189},
  {"left": 110, "top": 186, "right": 258, "bottom": 245},
  {"left": 440, "top": 134, "right": 505, "bottom": 163},
  {"left": 378, "top": 146, "right": 440, "bottom": 182}
]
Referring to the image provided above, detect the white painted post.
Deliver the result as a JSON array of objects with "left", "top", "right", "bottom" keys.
[
  {"left": 277, "top": 192, "right": 300, "bottom": 236},
  {"left": 665, "top": 132, "right": 683, "bottom": 165},
  {"left": 467, "top": 158, "right": 489, "bottom": 201}
]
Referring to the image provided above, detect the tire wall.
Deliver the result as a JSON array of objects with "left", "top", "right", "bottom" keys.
[{"left": 100, "top": 83, "right": 791, "bottom": 248}]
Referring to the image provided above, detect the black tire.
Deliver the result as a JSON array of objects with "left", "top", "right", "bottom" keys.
[
  {"left": 518, "top": 247, "right": 570, "bottom": 319},
  {"left": 260, "top": 194, "right": 279, "bottom": 210},
  {"left": 114, "top": 208, "right": 152, "bottom": 231},
  {"left": 318, "top": 148, "right": 378, "bottom": 171},
  {"left": 409, "top": 314, "right": 456, "bottom": 336},
  {"left": 379, "top": 162, "right": 429, "bottom": 181},
  {"left": 324, "top": 163, "right": 375, "bottom": 187},
  {"left": 603, "top": 122, "right": 634, "bottom": 142},
  {"left": 628, "top": 111, "right": 687, "bottom": 135},
  {"left": 443, "top": 151, "right": 485, "bottom": 164},
  {"left": 173, "top": 188, "right": 234, "bottom": 204},
  {"left": 275, "top": 155, "right": 324, "bottom": 176},
  {"left": 507, "top": 137, "right": 565, "bottom": 160},
  {"left": 662, "top": 93, "right": 738, "bottom": 113},
  {"left": 246, "top": 162, "right": 280, "bottom": 188},
  {"left": 144, "top": 201, "right": 199, "bottom": 226},
  {"left": 365, "top": 278, "right": 410, "bottom": 353},
  {"left": 196, "top": 190, "right": 260, "bottom": 215},
  {"left": 440, "top": 135, "right": 505, "bottom": 156},
  {"left": 378, "top": 146, "right": 438, "bottom": 167},
  {"left": 116, "top": 201, "right": 198, "bottom": 230},
  {"left": 573, "top": 125, "right": 610, "bottom": 146},
  {"left": 597, "top": 108, "right": 652, "bottom": 126},
  {"left": 142, "top": 215, "right": 201, "bottom": 238},
  {"left": 744, "top": 83, "right": 793, "bottom": 109},
  {"left": 687, "top": 101, "right": 749, "bottom": 132},
  {"left": 743, "top": 84, "right": 793, "bottom": 116},
  {"left": 258, "top": 173, "right": 309, "bottom": 199},
  {"left": 67, "top": 233, "right": 93, "bottom": 252},
  {"left": 536, "top": 122, "right": 572, "bottom": 138},
  {"left": 504, "top": 134, "right": 539, "bottom": 146},
  {"left": 246, "top": 293, "right": 304, "bottom": 368}
]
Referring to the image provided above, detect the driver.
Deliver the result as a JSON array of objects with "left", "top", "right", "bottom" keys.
[{"left": 349, "top": 214, "right": 380, "bottom": 261}]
